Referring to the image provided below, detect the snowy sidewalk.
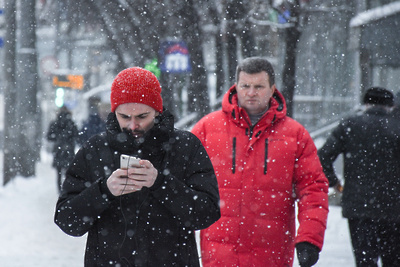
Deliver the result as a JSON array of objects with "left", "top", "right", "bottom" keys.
[
  {"left": 0, "top": 154, "right": 355, "bottom": 266},
  {"left": 0, "top": 154, "right": 86, "bottom": 267}
]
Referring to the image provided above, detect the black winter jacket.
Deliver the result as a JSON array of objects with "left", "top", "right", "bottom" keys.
[
  {"left": 318, "top": 106, "right": 400, "bottom": 222},
  {"left": 47, "top": 109, "right": 79, "bottom": 169},
  {"left": 54, "top": 110, "right": 221, "bottom": 266}
]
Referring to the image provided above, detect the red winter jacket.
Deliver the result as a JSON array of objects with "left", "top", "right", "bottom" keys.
[{"left": 192, "top": 86, "right": 329, "bottom": 267}]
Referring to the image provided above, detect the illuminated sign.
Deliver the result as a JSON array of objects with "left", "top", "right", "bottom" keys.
[
  {"left": 52, "top": 75, "right": 84, "bottom": 90},
  {"left": 159, "top": 41, "right": 191, "bottom": 73}
]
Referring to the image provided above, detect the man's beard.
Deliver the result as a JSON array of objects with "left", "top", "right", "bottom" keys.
[{"left": 122, "top": 128, "right": 145, "bottom": 139}]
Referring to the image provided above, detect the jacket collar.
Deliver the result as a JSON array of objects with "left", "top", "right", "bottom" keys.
[
  {"left": 365, "top": 105, "right": 390, "bottom": 116},
  {"left": 105, "top": 109, "right": 174, "bottom": 156}
]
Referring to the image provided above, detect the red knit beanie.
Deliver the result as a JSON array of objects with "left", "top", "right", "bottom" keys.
[{"left": 110, "top": 67, "right": 163, "bottom": 113}]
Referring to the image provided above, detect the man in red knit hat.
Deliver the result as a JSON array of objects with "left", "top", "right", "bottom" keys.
[{"left": 54, "top": 67, "right": 220, "bottom": 266}]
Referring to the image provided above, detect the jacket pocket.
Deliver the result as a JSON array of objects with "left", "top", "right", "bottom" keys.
[
  {"left": 232, "top": 137, "right": 236, "bottom": 174},
  {"left": 264, "top": 138, "right": 268, "bottom": 174}
]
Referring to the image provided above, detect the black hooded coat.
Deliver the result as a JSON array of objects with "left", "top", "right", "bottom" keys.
[{"left": 54, "top": 110, "right": 220, "bottom": 266}]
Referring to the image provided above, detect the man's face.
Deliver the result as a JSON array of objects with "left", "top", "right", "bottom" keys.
[
  {"left": 236, "top": 71, "right": 276, "bottom": 115},
  {"left": 115, "top": 103, "right": 159, "bottom": 138}
]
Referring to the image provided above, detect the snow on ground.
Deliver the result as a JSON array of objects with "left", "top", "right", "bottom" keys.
[
  {"left": 0, "top": 151, "right": 355, "bottom": 266},
  {"left": 0, "top": 152, "right": 86, "bottom": 267}
]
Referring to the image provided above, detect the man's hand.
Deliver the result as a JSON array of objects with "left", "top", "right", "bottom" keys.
[
  {"left": 296, "top": 242, "right": 320, "bottom": 267},
  {"left": 107, "top": 159, "right": 158, "bottom": 196},
  {"left": 335, "top": 182, "right": 344, "bottom": 193}
]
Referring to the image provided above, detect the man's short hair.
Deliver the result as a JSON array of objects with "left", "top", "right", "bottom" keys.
[
  {"left": 363, "top": 87, "right": 394, "bottom": 107},
  {"left": 236, "top": 57, "right": 275, "bottom": 86}
]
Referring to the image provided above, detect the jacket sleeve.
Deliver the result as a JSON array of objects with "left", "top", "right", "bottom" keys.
[
  {"left": 47, "top": 121, "right": 57, "bottom": 141},
  {"left": 150, "top": 132, "right": 221, "bottom": 230},
  {"left": 293, "top": 128, "right": 329, "bottom": 251},
  {"left": 317, "top": 123, "right": 346, "bottom": 187},
  {"left": 54, "top": 146, "right": 114, "bottom": 237}
]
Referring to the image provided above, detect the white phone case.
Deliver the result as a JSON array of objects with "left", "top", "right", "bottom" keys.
[{"left": 120, "top": 154, "right": 141, "bottom": 169}]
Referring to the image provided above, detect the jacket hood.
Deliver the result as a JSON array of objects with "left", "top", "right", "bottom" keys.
[{"left": 222, "top": 84, "right": 287, "bottom": 127}]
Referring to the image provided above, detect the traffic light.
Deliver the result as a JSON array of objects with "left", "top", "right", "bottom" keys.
[{"left": 55, "top": 87, "right": 65, "bottom": 107}]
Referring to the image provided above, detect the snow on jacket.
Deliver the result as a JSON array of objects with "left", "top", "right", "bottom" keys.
[
  {"left": 318, "top": 106, "right": 400, "bottom": 222},
  {"left": 192, "top": 86, "right": 329, "bottom": 267},
  {"left": 54, "top": 110, "right": 221, "bottom": 266}
]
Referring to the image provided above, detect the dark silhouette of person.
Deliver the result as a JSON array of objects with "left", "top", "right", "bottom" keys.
[
  {"left": 79, "top": 97, "right": 106, "bottom": 144},
  {"left": 319, "top": 87, "right": 400, "bottom": 266},
  {"left": 47, "top": 106, "right": 79, "bottom": 193}
]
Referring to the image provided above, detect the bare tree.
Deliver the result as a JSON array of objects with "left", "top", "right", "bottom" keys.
[
  {"left": 3, "top": 0, "right": 40, "bottom": 185},
  {"left": 15, "top": 0, "right": 40, "bottom": 177},
  {"left": 180, "top": 0, "right": 210, "bottom": 117},
  {"left": 224, "top": 0, "right": 256, "bottom": 85},
  {"left": 280, "top": 0, "right": 301, "bottom": 117},
  {"left": 3, "top": 0, "right": 17, "bottom": 185}
]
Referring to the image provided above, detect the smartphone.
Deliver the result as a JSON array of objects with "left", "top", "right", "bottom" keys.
[{"left": 120, "top": 154, "right": 141, "bottom": 169}]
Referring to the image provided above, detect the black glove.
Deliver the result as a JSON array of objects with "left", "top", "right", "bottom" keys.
[{"left": 296, "top": 242, "right": 320, "bottom": 267}]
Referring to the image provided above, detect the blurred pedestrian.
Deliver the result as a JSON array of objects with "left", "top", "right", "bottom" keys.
[
  {"left": 192, "top": 57, "right": 329, "bottom": 267},
  {"left": 318, "top": 87, "right": 400, "bottom": 266},
  {"left": 47, "top": 106, "right": 79, "bottom": 193},
  {"left": 54, "top": 67, "right": 220, "bottom": 266},
  {"left": 79, "top": 96, "right": 106, "bottom": 144}
]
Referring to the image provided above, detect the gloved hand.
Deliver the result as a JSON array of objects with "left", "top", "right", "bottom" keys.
[{"left": 296, "top": 242, "right": 320, "bottom": 267}]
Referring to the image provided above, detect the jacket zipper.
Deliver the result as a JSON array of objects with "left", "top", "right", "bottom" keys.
[
  {"left": 232, "top": 134, "right": 268, "bottom": 174},
  {"left": 239, "top": 114, "right": 274, "bottom": 175}
]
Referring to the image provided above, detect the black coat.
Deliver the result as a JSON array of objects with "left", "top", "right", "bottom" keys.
[
  {"left": 54, "top": 110, "right": 221, "bottom": 266},
  {"left": 47, "top": 110, "right": 78, "bottom": 169},
  {"left": 318, "top": 106, "right": 400, "bottom": 222},
  {"left": 79, "top": 113, "right": 106, "bottom": 144}
]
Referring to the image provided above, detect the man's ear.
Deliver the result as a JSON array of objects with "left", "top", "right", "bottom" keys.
[{"left": 272, "top": 84, "right": 277, "bottom": 93}]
